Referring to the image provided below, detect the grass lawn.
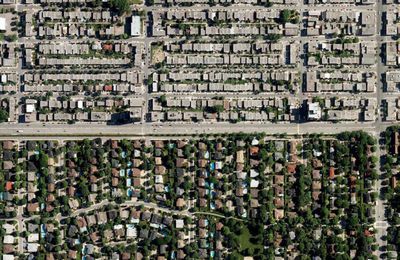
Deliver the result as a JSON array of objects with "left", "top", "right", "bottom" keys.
[{"left": 238, "top": 227, "right": 263, "bottom": 254}]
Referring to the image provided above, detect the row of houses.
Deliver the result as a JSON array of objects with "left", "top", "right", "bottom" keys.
[
  {"left": 383, "top": 8, "right": 400, "bottom": 36},
  {"left": 151, "top": 9, "right": 299, "bottom": 37},
  {"left": 156, "top": 82, "right": 292, "bottom": 92},
  {"left": 156, "top": 97, "right": 290, "bottom": 110},
  {"left": 24, "top": 12, "right": 34, "bottom": 37},
  {"left": 22, "top": 111, "right": 140, "bottom": 123},
  {"left": 23, "top": 71, "right": 143, "bottom": 84},
  {"left": 307, "top": 41, "right": 376, "bottom": 66},
  {"left": 304, "top": 10, "right": 376, "bottom": 36},
  {"left": 384, "top": 71, "right": 400, "bottom": 92},
  {"left": 163, "top": 9, "right": 289, "bottom": 22},
  {"left": 161, "top": 23, "right": 298, "bottom": 37},
  {"left": 307, "top": 97, "right": 376, "bottom": 121},
  {"left": 150, "top": 97, "right": 296, "bottom": 122},
  {"left": 167, "top": 41, "right": 293, "bottom": 54},
  {"left": 0, "top": 43, "right": 16, "bottom": 68},
  {"left": 149, "top": 110, "right": 294, "bottom": 122},
  {"left": 38, "top": 41, "right": 138, "bottom": 55},
  {"left": 37, "top": 10, "right": 117, "bottom": 23},
  {"left": 29, "top": 97, "right": 144, "bottom": 110},
  {"left": 305, "top": 70, "right": 376, "bottom": 92},
  {"left": 37, "top": 57, "right": 131, "bottom": 66},
  {"left": 38, "top": 0, "right": 95, "bottom": 3},
  {"left": 0, "top": 73, "right": 17, "bottom": 84},
  {"left": 23, "top": 83, "right": 143, "bottom": 93},
  {"left": 33, "top": 7, "right": 142, "bottom": 39},
  {"left": 165, "top": 53, "right": 296, "bottom": 66},
  {"left": 155, "top": 69, "right": 297, "bottom": 83},
  {"left": 37, "top": 23, "right": 126, "bottom": 39},
  {"left": 152, "top": 69, "right": 297, "bottom": 92},
  {"left": 307, "top": 0, "right": 374, "bottom": 4},
  {"left": 384, "top": 98, "right": 400, "bottom": 121},
  {"left": 21, "top": 97, "right": 143, "bottom": 122},
  {"left": 384, "top": 41, "right": 400, "bottom": 66}
]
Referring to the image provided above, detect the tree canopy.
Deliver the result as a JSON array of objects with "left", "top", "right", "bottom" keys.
[
  {"left": 110, "top": 0, "right": 131, "bottom": 15},
  {"left": 0, "top": 108, "right": 9, "bottom": 123}
]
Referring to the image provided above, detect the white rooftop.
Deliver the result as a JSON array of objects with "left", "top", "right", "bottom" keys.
[
  {"left": 28, "top": 233, "right": 39, "bottom": 242},
  {"left": 0, "top": 17, "right": 5, "bottom": 31},
  {"left": 308, "top": 102, "right": 322, "bottom": 119},
  {"left": 27, "top": 243, "right": 39, "bottom": 252},
  {"left": 131, "top": 16, "right": 141, "bottom": 36},
  {"left": 3, "top": 235, "right": 14, "bottom": 244},
  {"left": 175, "top": 219, "right": 184, "bottom": 229},
  {"left": 26, "top": 104, "right": 35, "bottom": 113}
]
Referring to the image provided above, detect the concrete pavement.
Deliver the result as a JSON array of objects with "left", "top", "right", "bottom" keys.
[{"left": 0, "top": 121, "right": 383, "bottom": 139}]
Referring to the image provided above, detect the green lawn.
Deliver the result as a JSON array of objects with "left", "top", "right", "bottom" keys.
[{"left": 238, "top": 227, "right": 263, "bottom": 254}]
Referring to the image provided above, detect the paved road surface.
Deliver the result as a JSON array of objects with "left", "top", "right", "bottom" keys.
[{"left": 0, "top": 121, "right": 383, "bottom": 139}]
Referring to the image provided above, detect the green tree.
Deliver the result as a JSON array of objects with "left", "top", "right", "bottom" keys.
[
  {"left": 110, "top": 0, "right": 131, "bottom": 15},
  {"left": 6, "top": 34, "right": 17, "bottom": 42},
  {"left": 159, "top": 95, "right": 167, "bottom": 106},
  {"left": 280, "top": 10, "right": 291, "bottom": 23},
  {"left": 0, "top": 108, "right": 9, "bottom": 123},
  {"left": 38, "top": 152, "right": 49, "bottom": 169},
  {"left": 213, "top": 105, "right": 224, "bottom": 113},
  {"left": 78, "top": 182, "right": 90, "bottom": 197}
]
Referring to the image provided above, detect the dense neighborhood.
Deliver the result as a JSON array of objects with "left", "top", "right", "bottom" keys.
[
  {"left": 0, "top": 0, "right": 397, "bottom": 125},
  {"left": 1, "top": 0, "right": 400, "bottom": 259},
  {"left": 0, "top": 131, "right": 388, "bottom": 259}
]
